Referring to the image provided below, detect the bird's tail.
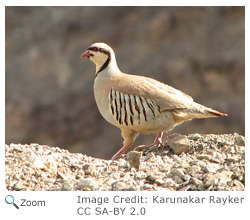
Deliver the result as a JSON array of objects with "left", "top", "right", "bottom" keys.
[
  {"left": 194, "top": 103, "right": 228, "bottom": 118},
  {"left": 171, "top": 102, "right": 227, "bottom": 123}
]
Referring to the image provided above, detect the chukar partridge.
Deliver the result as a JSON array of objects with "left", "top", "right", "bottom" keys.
[{"left": 81, "top": 42, "right": 227, "bottom": 160}]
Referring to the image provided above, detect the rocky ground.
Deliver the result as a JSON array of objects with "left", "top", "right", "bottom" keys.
[{"left": 5, "top": 133, "right": 245, "bottom": 191}]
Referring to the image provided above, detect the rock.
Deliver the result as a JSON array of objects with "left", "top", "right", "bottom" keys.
[
  {"left": 76, "top": 170, "right": 85, "bottom": 179},
  {"left": 57, "top": 171, "right": 68, "bottom": 180},
  {"left": 232, "top": 179, "right": 245, "bottom": 191},
  {"left": 27, "top": 154, "right": 45, "bottom": 169},
  {"left": 77, "top": 178, "right": 98, "bottom": 191},
  {"left": 172, "top": 168, "right": 185, "bottom": 178},
  {"left": 126, "top": 151, "right": 142, "bottom": 169},
  {"left": 83, "top": 164, "right": 96, "bottom": 175},
  {"left": 159, "top": 164, "right": 171, "bottom": 172},
  {"left": 162, "top": 178, "right": 177, "bottom": 188},
  {"left": 118, "top": 159, "right": 129, "bottom": 168},
  {"left": 13, "top": 146, "right": 23, "bottom": 152},
  {"left": 61, "top": 182, "right": 73, "bottom": 191},
  {"left": 14, "top": 174, "right": 21, "bottom": 180},
  {"left": 191, "top": 177, "right": 203, "bottom": 187},
  {"left": 155, "top": 178, "right": 164, "bottom": 185},
  {"left": 172, "top": 155, "right": 182, "bottom": 163},
  {"left": 112, "top": 181, "right": 126, "bottom": 191},
  {"left": 140, "top": 184, "right": 153, "bottom": 190},
  {"left": 141, "top": 152, "right": 155, "bottom": 161},
  {"left": 124, "top": 186, "right": 137, "bottom": 191},
  {"left": 204, "top": 163, "right": 221, "bottom": 173},
  {"left": 13, "top": 180, "right": 24, "bottom": 190},
  {"left": 146, "top": 174, "right": 157, "bottom": 183},
  {"left": 44, "top": 161, "right": 57, "bottom": 174},
  {"left": 173, "top": 176, "right": 183, "bottom": 184},
  {"left": 234, "top": 135, "right": 245, "bottom": 146},
  {"left": 204, "top": 171, "right": 233, "bottom": 187},
  {"left": 197, "top": 160, "right": 206, "bottom": 168},
  {"left": 189, "top": 133, "right": 202, "bottom": 141},
  {"left": 182, "top": 175, "right": 191, "bottom": 182},
  {"left": 167, "top": 134, "right": 190, "bottom": 154},
  {"left": 227, "top": 146, "right": 236, "bottom": 154},
  {"left": 178, "top": 185, "right": 191, "bottom": 191},
  {"left": 196, "top": 154, "right": 212, "bottom": 161},
  {"left": 197, "top": 143, "right": 205, "bottom": 151},
  {"left": 190, "top": 166, "right": 201, "bottom": 175},
  {"left": 136, "top": 171, "right": 147, "bottom": 179},
  {"left": 44, "top": 179, "right": 56, "bottom": 185}
]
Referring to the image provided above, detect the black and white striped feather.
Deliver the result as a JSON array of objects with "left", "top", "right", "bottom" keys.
[{"left": 108, "top": 88, "right": 161, "bottom": 126}]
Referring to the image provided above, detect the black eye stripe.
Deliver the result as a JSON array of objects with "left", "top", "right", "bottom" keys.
[
  {"left": 88, "top": 46, "right": 98, "bottom": 51},
  {"left": 88, "top": 46, "right": 110, "bottom": 55}
]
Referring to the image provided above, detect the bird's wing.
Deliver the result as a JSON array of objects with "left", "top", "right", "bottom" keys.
[{"left": 111, "top": 73, "right": 194, "bottom": 112}]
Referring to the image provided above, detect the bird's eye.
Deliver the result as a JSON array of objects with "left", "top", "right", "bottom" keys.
[{"left": 93, "top": 47, "right": 99, "bottom": 52}]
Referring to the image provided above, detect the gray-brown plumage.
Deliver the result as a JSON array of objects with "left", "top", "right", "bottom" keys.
[{"left": 81, "top": 42, "right": 227, "bottom": 160}]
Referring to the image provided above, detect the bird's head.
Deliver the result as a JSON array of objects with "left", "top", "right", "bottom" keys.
[{"left": 81, "top": 42, "right": 118, "bottom": 74}]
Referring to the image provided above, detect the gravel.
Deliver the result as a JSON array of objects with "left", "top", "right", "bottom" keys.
[{"left": 5, "top": 133, "right": 245, "bottom": 191}]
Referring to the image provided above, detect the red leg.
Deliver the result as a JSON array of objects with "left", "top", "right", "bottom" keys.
[
  {"left": 111, "top": 144, "right": 132, "bottom": 160},
  {"left": 135, "top": 132, "right": 164, "bottom": 150}
]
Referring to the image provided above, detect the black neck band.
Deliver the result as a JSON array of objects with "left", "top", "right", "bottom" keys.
[{"left": 96, "top": 55, "right": 111, "bottom": 76}]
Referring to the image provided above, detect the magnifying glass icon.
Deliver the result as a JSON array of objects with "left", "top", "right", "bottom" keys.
[{"left": 5, "top": 195, "right": 19, "bottom": 209}]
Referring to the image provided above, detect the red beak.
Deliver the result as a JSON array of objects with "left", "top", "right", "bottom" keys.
[{"left": 81, "top": 50, "right": 92, "bottom": 58}]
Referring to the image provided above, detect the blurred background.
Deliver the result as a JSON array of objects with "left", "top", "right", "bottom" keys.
[{"left": 5, "top": 6, "right": 245, "bottom": 159}]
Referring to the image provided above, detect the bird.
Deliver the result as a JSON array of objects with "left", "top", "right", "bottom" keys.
[{"left": 81, "top": 42, "right": 227, "bottom": 160}]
